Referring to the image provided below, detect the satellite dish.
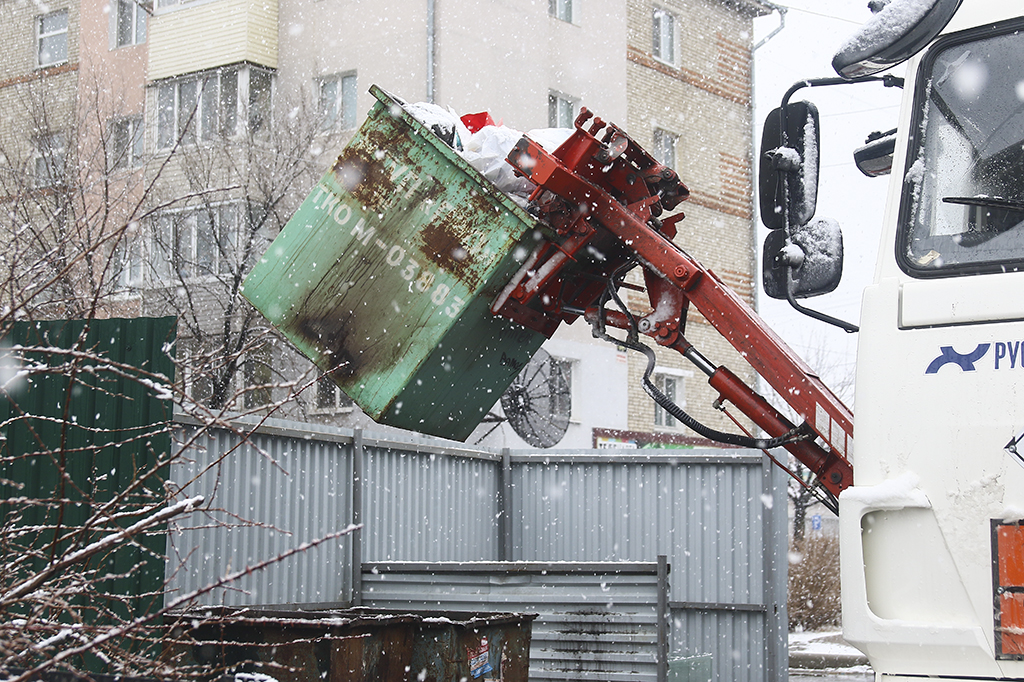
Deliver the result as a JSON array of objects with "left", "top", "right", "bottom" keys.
[
  {"left": 832, "top": 0, "right": 963, "bottom": 79},
  {"left": 500, "top": 348, "right": 571, "bottom": 448}
]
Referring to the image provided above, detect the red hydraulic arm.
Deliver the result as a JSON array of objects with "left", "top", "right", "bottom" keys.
[{"left": 492, "top": 108, "right": 853, "bottom": 503}]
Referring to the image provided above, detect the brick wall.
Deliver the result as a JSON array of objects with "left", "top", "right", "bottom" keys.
[
  {"left": 0, "top": 0, "right": 80, "bottom": 153},
  {"left": 624, "top": 0, "right": 759, "bottom": 439}
]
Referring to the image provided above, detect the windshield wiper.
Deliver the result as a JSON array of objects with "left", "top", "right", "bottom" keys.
[{"left": 943, "top": 196, "right": 1024, "bottom": 210}]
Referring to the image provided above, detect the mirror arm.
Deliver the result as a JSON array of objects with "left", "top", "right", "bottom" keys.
[
  {"left": 784, "top": 270, "right": 860, "bottom": 333},
  {"left": 773, "top": 73, "right": 901, "bottom": 330},
  {"left": 781, "top": 74, "right": 903, "bottom": 110},
  {"left": 778, "top": 74, "right": 904, "bottom": 146}
]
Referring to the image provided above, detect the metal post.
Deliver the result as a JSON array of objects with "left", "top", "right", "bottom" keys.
[
  {"left": 426, "top": 0, "right": 436, "bottom": 103},
  {"left": 498, "top": 448, "right": 513, "bottom": 561},
  {"left": 657, "top": 554, "right": 669, "bottom": 682},
  {"left": 352, "top": 427, "right": 364, "bottom": 607},
  {"left": 762, "top": 454, "right": 784, "bottom": 682}
]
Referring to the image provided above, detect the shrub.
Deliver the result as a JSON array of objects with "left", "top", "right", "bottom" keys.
[{"left": 788, "top": 532, "right": 842, "bottom": 630}]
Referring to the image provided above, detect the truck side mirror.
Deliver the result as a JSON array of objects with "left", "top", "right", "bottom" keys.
[
  {"left": 763, "top": 217, "right": 844, "bottom": 300},
  {"left": 854, "top": 129, "right": 897, "bottom": 177},
  {"left": 832, "top": 0, "right": 962, "bottom": 79},
  {"left": 759, "top": 101, "right": 820, "bottom": 230}
]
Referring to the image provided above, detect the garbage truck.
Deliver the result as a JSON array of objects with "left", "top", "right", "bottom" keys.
[{"left": 241, "top": 0, "right": 1024, "bottom": 677}]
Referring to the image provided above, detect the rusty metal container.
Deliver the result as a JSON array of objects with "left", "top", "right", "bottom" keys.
[
  {"left": 242, "top": 85, "right": 545, "bottom": 440},
  {"left": 163, "top": 607, "right": 535, "bottom": 682}
]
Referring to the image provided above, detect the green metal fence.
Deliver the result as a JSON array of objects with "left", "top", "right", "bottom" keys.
[{"left": 0, "top": 317, "right": 176, "bottom": 665}]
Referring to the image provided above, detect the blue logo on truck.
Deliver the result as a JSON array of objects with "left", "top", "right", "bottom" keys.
[{"left": 925, "top": 343, "right": 991, "bottom": 373}]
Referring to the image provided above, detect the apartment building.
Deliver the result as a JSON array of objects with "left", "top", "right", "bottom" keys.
[
  {"left": 613, "top": 0, "right": 772, "bottom": 447},
  {"left": 0, "top": 0, "right": 773, "bottom": 449}
]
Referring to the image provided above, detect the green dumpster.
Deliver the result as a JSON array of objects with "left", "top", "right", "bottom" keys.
[{"left": 242, "top": 85, "right": 546, "bottom": 440}]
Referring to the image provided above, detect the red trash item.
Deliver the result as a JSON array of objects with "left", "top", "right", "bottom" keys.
[{"left": 461, "top": 112, "right": 497, "bottom": 133}]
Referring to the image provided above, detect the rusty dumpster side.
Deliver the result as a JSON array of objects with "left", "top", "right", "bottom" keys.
[
  {"left": 241, "top": 85, "right": 547, "bottom": 441},
  {"left": 164, "top": 607, "right": 536, "bottom": 682}
]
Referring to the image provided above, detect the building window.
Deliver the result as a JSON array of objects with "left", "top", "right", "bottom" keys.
[
  {"left": 249, "top": 68, "right": 272, "bottom": 134},
  {"left": 115, "top": 0, "right": 147, "bottom": 48},
  {"left": 549, "top": 0, "right": 573, "bottom": 22},
  {"left": 653, "top": 128, "right": 677, "bottom": 169},
  {"left": 549, "top": 356, "right": 573, "bottom": 420},
  {"left": 110, "top": 116, "right": 145, "bottom": 169},
  {"left": 115, "top": 225, "right": 144, "bottom": 290},
  {"left": 244, "top": 344, "right": 273, "bottom": 408},
  {"left": 653, "top": 373, "right": 685, "bottom": 428},
  {"left": 187, "top": 361, "right": 214, "bottom": 405},
  {"left": 176, "top": 339, "right": 218, "bottom": 406},
  {"left": 37, "top": 10, "right": 69, "bottom": 68},
  {"left": 152, "top": 203, "right": 240, "bottom": 282},
  {"left": 156, "top": 66, "right": 272, "bottom": 149},
  {"left": 314, "top": 375, "right": 354, "bottom": 412},
  {"left": 652, "top": 7, "right": 676, "bottom": 65},
  {"left": 243, "top": 201, "right": 272, "bottom": 270},
  {"left": 318, "top": 73, "right": 357, "bottom": 131},
  {"left": 32, "top": 133, "right": 66, "bottom": 188},
  {"left": 548, "top": 92, "right": 577, "bottom": 128}
]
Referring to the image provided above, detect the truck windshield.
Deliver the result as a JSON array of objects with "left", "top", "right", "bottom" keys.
[{"left": 899, "top": 19, "right": 1024, "bottom": 276}]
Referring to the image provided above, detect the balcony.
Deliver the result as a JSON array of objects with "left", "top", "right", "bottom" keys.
[{"left": 148, "top": 0, "right": 277, "bottom": 81}]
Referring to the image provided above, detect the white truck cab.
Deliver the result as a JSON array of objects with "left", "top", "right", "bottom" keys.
[{"left": 833, "top": 2, "right": 1024, "bottom": 678}]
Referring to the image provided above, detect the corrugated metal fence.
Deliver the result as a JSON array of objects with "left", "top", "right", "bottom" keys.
[
  {"left": 167, "top": 418, "right": 355, "bottom": 606},
  {"left": 167, "top": 417, "right": 787, "bottom": 682}
]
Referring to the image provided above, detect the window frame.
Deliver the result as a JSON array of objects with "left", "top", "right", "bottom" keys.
[
  {"left": 176, "top": 338, "right": 217, "bottom": 406},
  {"left": 114, "top": 0, "right": 147, "bottom": 48},
  {"left": 653, "top": 368, "right": 689, "bottom": 429},
  {"left": 155, "top": 66, "right": 272, "bottom": 150},
  {"left": 896, "top": 17, "right": 1024, "bottom": 279},
  {"left": 317, "top": 72, "right": 358, "bottom": 132},
  {"left": 114, "top": 223, "right": 145, "bottom": 292},
  {"left": 248, "top": 67, "right": 272, "bottom": 135},
  {"left": 549, "top": 0, "right": 574, "bottom": 23},
  {"left": 312, "top": 375, "right": 355, "bottom": 414},
  {"left": 243, "top": 343, "right": 273, "bottom": 409},
  {"left": 37, "top": 10, "right": 69, "bottom": 68},
  {"left": 652, "top": 127, "right": 678, "bottom": 170},
  {"left": 652, "top": 6, "right": 677, "bottom": 66},
  {"left": 32, "top": 133, "right": 66, "bottom": 188},
  {"left": 548, "top": 355, "right": 575, "bottom": 423},
  {"left": 109, "top": 115, "right": 145, "bottom": 170},
  {"left": 548, "top": 92, "right": 578, "bottom": 128},
  {"left": 147, "top": 202, "right": 241, "bottom": 285}
]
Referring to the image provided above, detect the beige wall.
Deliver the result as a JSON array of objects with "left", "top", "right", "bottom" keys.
[
  {"left": 275, "top": 0, "right": 431, "bottom": 123},
  {"left": 79, "top": 0, "right": 147, "bottom": 105},
  {"left": 275, "top": 0, "right": 627, "bottom": 133},
  {"left": 149, "top": 0, "right": 279, "bottom": 80}
]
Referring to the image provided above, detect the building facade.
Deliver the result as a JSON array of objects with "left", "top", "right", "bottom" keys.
[
  {"left": 614, "top": 0, "right": 770, "bottom": 447},
  {"left": 0, "top": 0, "right": 773, "bottom": 449}
]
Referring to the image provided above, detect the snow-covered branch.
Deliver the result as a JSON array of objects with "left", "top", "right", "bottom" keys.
[
  {"left": 0, "top": 496, "right": 204, "bottom": 608},
  {"left": 3, "top": 525, "right": 360, "bottom": 682}
]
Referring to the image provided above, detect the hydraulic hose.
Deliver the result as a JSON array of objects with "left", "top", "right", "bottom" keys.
[
  {"left": 625, "top": 337, "right": 810, "bottom": 450},
  {"left": 594, "top": 262, "right": 810, "bottom": 451}
]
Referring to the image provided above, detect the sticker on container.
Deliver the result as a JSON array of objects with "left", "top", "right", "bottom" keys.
[{"left": 468, "top": 637, "right": 493, "bottom": 678}]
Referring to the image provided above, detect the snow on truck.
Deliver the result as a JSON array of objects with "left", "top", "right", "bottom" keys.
[{"left": 241, "top": 0, "right": 1024, "bottom": 678}]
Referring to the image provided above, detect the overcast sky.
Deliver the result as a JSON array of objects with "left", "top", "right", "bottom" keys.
[{"left": 751, "top": 0, "right": 907, "bottom": 400}]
